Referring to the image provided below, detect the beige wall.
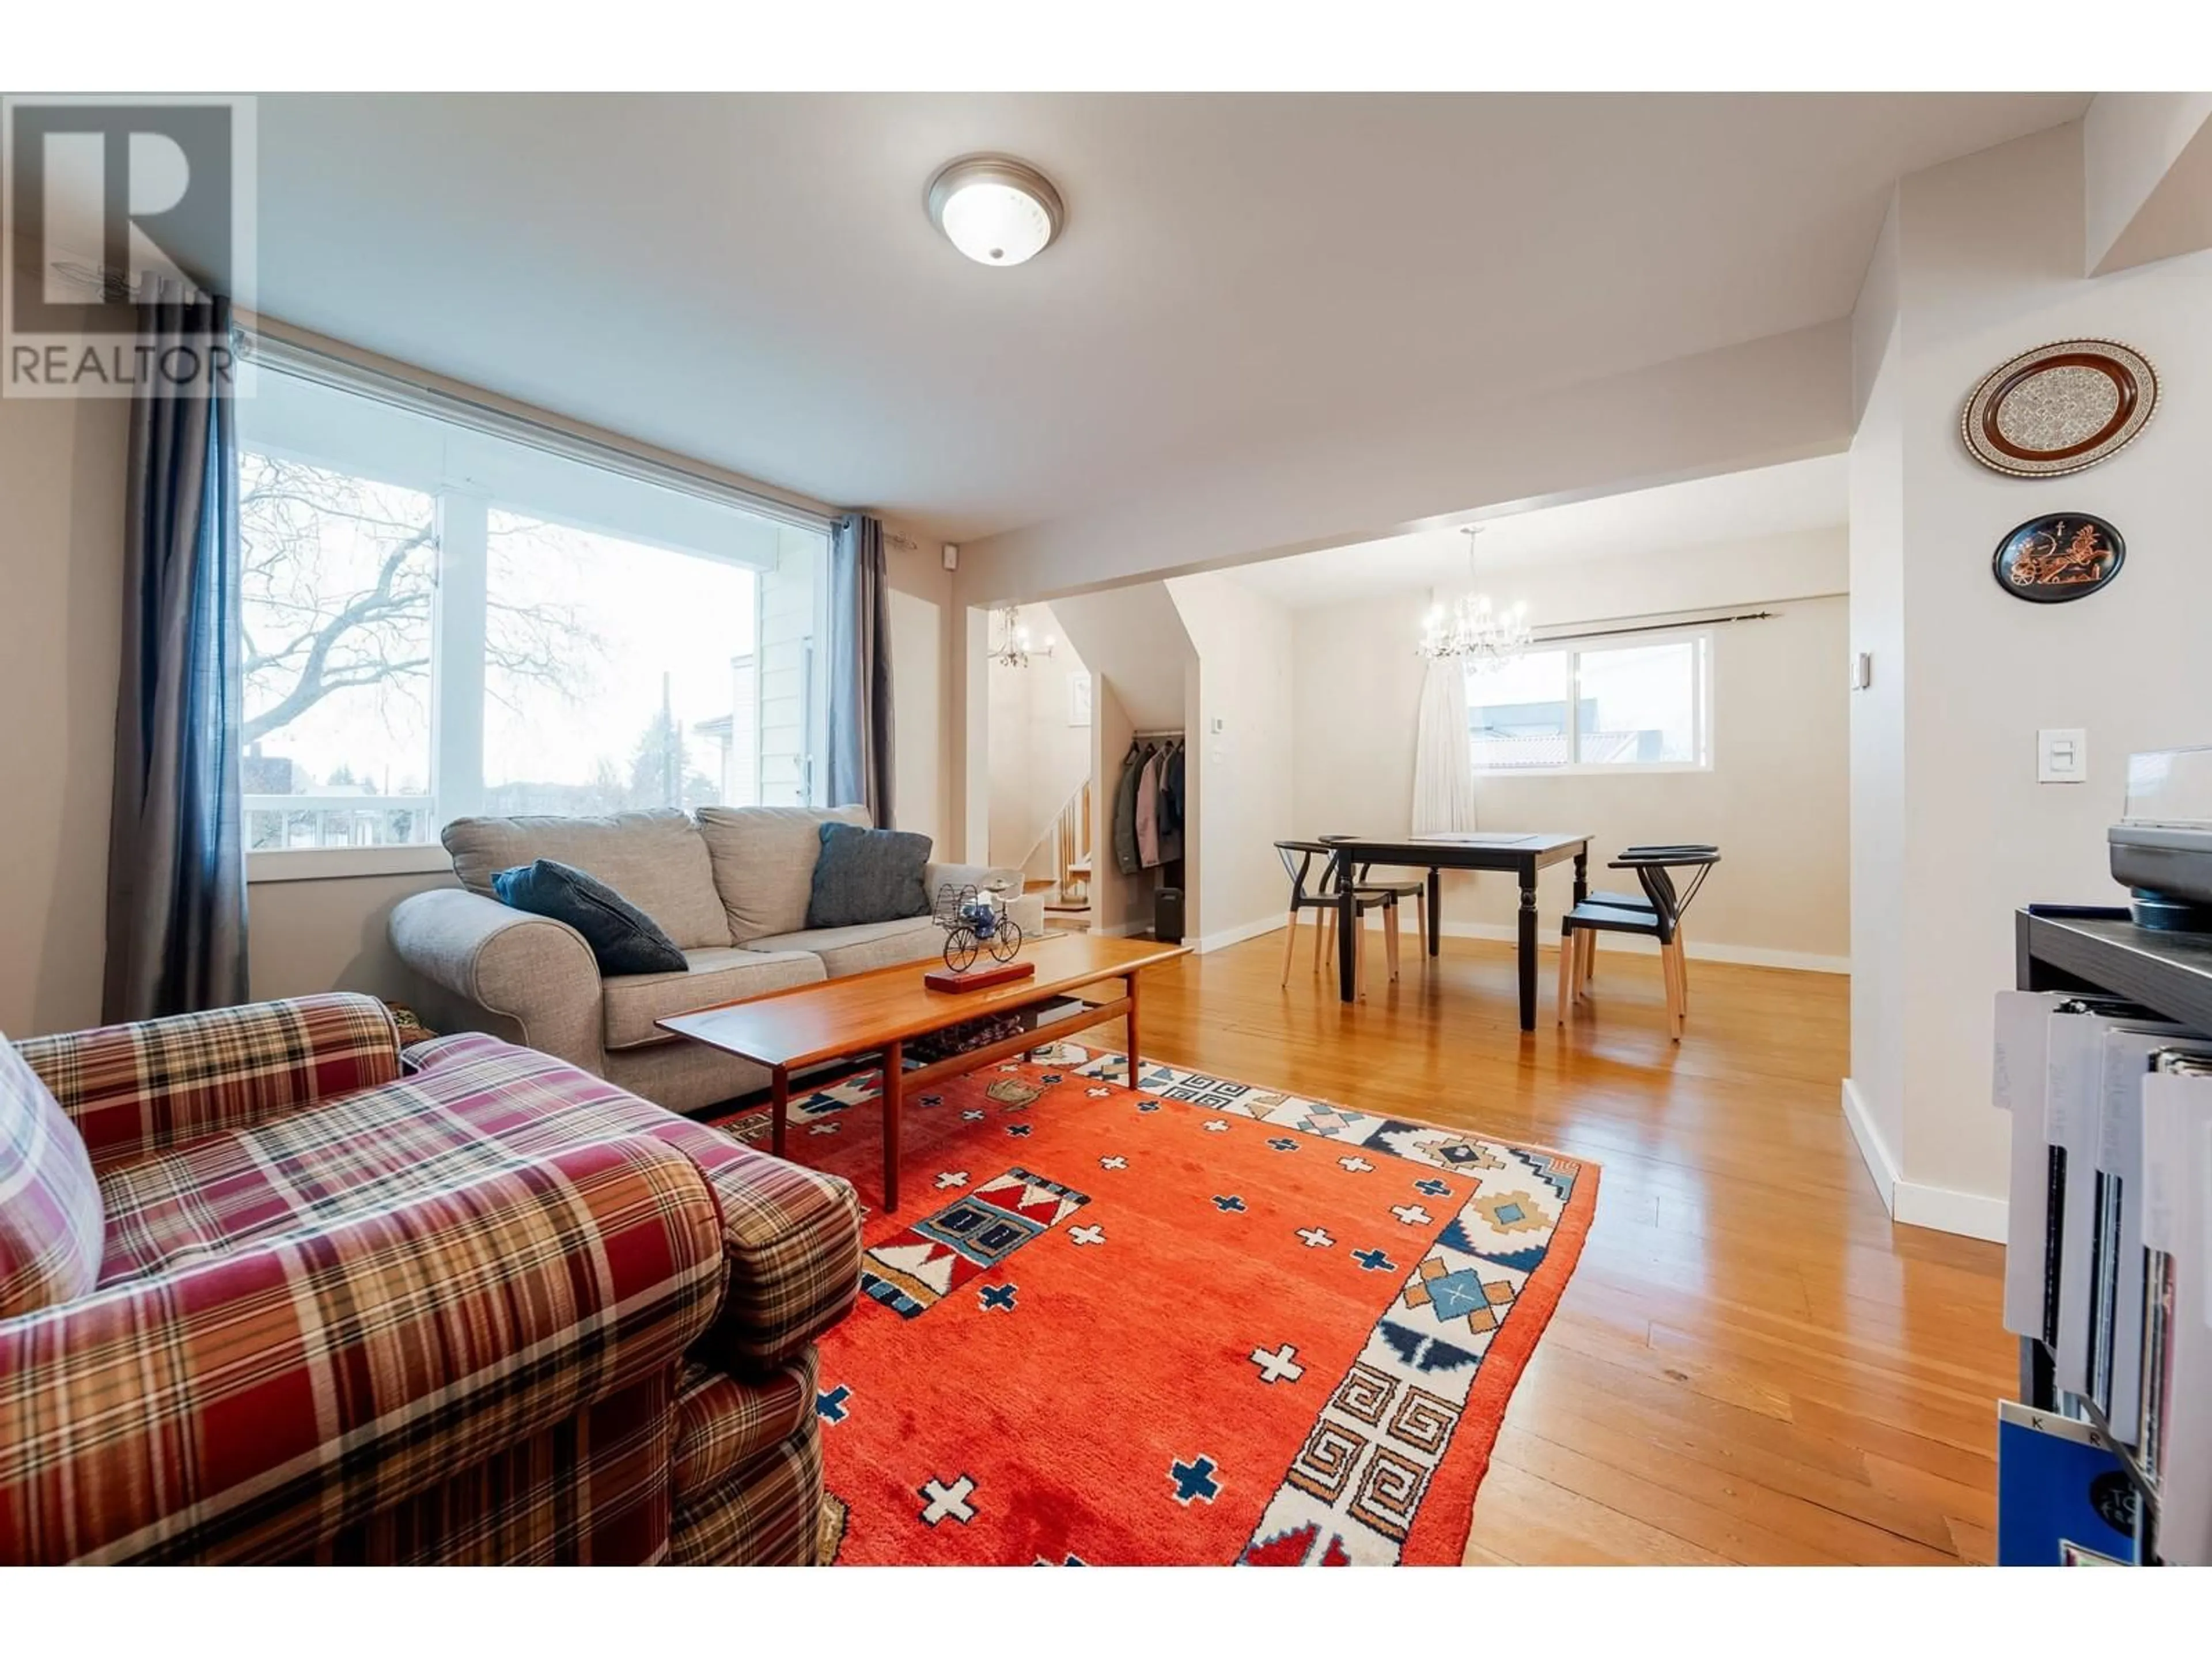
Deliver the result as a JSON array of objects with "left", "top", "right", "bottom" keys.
[
  {"left": 0, "top": 395, "right": 128, "bottom": 1036},
  {"left": 878, "top": 519, "right": 952, "bottom": 850},
  {"left": 248, "top": 869, "right": 456, "bottom": 1006},
  {"left": 1287, "top": 531, "right": 1850, "bottom": 964}
]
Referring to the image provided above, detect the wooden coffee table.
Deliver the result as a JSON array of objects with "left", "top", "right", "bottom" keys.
[{"left": 657, "top": 932, "right": 1191, "bottom": 1211}]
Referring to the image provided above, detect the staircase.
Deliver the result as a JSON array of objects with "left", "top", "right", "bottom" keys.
[{"left": 1041, "top": 781, "right": 1093, "bottom": 929}]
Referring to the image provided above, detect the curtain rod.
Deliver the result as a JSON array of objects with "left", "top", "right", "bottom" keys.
[
  {"left": 241, "top": 325, "right": 840, "bottom": 534},
  {"left": 1531, "top": 609, "right": 1775, "bottom": 645}
]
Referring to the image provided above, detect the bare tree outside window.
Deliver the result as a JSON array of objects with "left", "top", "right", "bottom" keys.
[
  {"left": 238, "top": 453, "right": 611, "bottom": 849},
  {"left": 237, "top": 453, "right": 754, "bottom": 852}
]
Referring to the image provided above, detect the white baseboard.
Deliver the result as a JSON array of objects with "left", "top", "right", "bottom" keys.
[
  {"left": 1840, "top": 1077, "right": 1900, "bottom": 1213},
  {"left": 1195, "top": 915, "right": 1287, "bottom": 955},
  {"left": 1893, "top": 1181, "right": 2008, "bottom": 1244},
  {"left": 1291, "top": 910, "right": 1847, "bottom": 975},
  {"left": 1839, "top": 1077, "right": 2008, "bottom": 1243}
]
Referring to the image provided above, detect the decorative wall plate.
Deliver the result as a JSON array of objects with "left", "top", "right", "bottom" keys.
[
  {"left": 1991, "top": 513, "right": 2124, "bottom": 603},
  {"left": 1961, "top": 339, "right": 2157, "bottom": 477}
]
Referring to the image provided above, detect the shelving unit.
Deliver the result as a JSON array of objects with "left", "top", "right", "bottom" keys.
[{"left": 2013, "top": 901, "right": 2212, "bottom": 1566}]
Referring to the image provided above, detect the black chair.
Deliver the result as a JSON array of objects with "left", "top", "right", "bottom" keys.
[
  {"left": 1274, "top": 840, "right": 1403, "bottom": 996},
  {"left": 1558, "top": 850, "right": 1720, "bottom": 1041},
  {"left": 1577, "top": 843, "right": 1719, "bottom": 1003},
  {"left": 1316, "top": 835, "right": 1429, "bottom": 965}
]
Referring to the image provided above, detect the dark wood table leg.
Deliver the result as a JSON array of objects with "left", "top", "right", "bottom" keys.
[
  {"left": 881, "top": 1039, "right": 904, "bottom": 1213},
  {"left": 1516, "top": 861, "right": 1539, "bottom": 1032},
  {"left": 770, "top": 1065, "right": 790, "bottom": 1158},
  {"left": 1574, "top": 842, "right": 1594, "bottom": 986},
  {"left": 1336, "top": 870, "right": 1358, "bottom": 1003},
  {"left": 1426, "top": 866, "right": 1442, "bottom": 957},
  {"left": 1126, "top": 974, "right": 1142, "bottom": 1088}
]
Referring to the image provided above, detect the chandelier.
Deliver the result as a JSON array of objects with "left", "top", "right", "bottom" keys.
[
  {"left": 988, "top": 604, "right": 1056, "bottom": 668},
  {"left": 1418, "top": 526, "right": 1532, "bottom": 669}
]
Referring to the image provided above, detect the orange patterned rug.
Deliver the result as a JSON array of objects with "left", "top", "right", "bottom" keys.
[{"left": 711, "top": 1045, "right": 1597, "bottom": 1565}]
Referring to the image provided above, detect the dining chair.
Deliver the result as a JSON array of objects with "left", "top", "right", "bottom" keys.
[
  {"left": 1577, "top": 843, "right": 1719, "bottom": 1003},
  {"left": 1557, "top": 850, "right": 1721, "bottom": 1040},
  {"left": 1315, "top": 835, "right": 1426, "bottom": 976},
  {"left": 1274, "top": 839, "right": 1403, "bottom": 997}
]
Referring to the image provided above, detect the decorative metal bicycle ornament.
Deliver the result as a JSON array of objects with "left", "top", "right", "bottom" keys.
[{"left": 932, "top": 880, "right": 1024, "bottom": 974}]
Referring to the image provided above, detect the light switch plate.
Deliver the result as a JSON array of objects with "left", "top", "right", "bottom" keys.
[{"left": 2039, "top": 728, "right": 2088, "bottom": 784}]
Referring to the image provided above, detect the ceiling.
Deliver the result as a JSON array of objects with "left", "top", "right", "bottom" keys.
[
  {"left": 1224, "top": 454, "right": 1848, "bottom": 609},
  {"left": 240, "top": 93, "right": 2088, "bottom": 539}
]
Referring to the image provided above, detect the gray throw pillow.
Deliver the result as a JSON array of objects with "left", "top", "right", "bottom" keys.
[
  {"left": 493, "top": 858, "right": 688, "bottom": 976},
  {"left": 805, "top": 823, "right": 933, "bottom": 930}
]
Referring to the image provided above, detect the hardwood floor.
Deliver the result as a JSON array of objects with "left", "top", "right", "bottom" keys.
[{"left": 1078, "top": 926, "right": 2011, "bottom": 1566}]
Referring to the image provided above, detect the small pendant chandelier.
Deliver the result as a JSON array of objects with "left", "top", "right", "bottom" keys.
[
  {"left": 1418, "top": 525, "right": 1532, "bottom": 670},
  {"left": 988, "top": 604, "right": 1055, "bottom": 669}
]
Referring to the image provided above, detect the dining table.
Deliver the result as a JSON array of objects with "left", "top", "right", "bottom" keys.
[{"left": 1319, "top": 831, "right": 1593, "bottom": 1029}]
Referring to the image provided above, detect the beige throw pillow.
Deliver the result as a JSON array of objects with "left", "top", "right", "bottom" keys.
[{"left": 696, "top": 804, "right": 872, "bottom": 943}]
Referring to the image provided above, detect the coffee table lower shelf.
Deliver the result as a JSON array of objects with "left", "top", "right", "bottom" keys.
[
  {"left": 656, "top": 933, "right": 1190, "bottom": 1213},
  {"left": 761, "top": 987, "right": 1138, "bottom": 1211}
]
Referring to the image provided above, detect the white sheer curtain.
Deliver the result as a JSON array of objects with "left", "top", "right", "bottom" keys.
[{"left": 1410, "top": 656, "right": 1477, "bottom": 835}]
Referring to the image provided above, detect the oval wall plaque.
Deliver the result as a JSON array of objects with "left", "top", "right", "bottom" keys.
[
  {"left": 1961, "top": 339, "right": 2157, "bottom": 478},
  {"left": 1991, "top": 513, "right": 2125, "bottom": 604}
]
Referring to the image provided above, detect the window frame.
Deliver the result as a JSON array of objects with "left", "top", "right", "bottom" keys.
[
  {"left": 1466, "top": 624, "right": 1714, "bottom": 778},
  {"left": 238, "top": 357, "right": 827, "bottom": 881}
]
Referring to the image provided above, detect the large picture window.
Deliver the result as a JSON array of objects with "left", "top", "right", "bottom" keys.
[
  {"left": 238, "top": 357, "right": 828, "bottom": 863},
  {"left": 1467, "top": 631, "right": 1711, "bottom": 773}
]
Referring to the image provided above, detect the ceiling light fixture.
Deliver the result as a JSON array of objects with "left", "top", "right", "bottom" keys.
[
  {"left": 988, "top": 604, "right": 1055, "bottom": 668},
  {"left": 926, "top": 155, "right": 1065, "bottom": 268},
  {"left": 1418, "top": 526, "right": 1533, "bottom": 669}
]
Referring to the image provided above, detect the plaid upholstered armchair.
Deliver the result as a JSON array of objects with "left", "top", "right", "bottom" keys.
[{"left": 0, "top": 994, "right": 859, "bottom": 1565}]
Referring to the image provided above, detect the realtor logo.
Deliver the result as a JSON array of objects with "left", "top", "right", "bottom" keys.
[{"left": 2, "top": 94, "right": 256, "bottom": 396}]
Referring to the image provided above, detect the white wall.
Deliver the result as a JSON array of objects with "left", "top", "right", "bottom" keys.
[
  {"left": 1849, "top": 120, "right": 2212, "bottom": 1236},
  {"left": 983, "top": 601, "right": 1092, "bottom": 870},
  {"left": 1287, "top": 531, "right": 1850, "bottom": 965},
  {"left": 1166, "top": 573, "right": 1297, "bottom": 946},
  {"left": 1086, "top": 677, "right": 1150, "bottom": 938},
  {"left": 1847, "top": 287, "right": 1909, "bottom": 1174}
]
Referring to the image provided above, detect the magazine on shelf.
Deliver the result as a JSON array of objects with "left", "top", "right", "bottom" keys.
[
  {"left": 2138, "top": 1054, "right": 2212, "bottom": 1566},
  {"left": 1997, "top": 991, "right": 2069, "bottom": 1339},
  {"left": 2092, "top": 1031, "right": 2212, "bottom": 1440},
  {"left": 2046, "top": 1001, "right": 2169, "bottom": 1393}
]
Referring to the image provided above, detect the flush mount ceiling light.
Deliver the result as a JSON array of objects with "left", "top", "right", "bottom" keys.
[{"left": 926, "top": 155, "right": 1065, "bottom": 267}]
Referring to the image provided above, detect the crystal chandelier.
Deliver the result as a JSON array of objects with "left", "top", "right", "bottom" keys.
[
  {"left": 988, "top": 604, "right": 1056, "bottom": 668},
  {"left": 1418, "top": 526, "right": 1532, "bottom": 669}
]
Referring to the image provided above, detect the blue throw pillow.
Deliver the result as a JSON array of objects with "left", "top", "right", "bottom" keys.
[
  {"left": 806, "top": 822, "right": 933, "bottom": 930},
  {"left": 491, "top": 858, "right": 688, "bottom": 976}
]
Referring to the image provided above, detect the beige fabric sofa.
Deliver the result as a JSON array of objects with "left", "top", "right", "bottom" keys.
[{"left": 389, "top": 805, "right": 1040, "bottom": 1113}]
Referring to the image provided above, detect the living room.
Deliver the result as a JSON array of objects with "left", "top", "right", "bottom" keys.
[{"left": 4, "top": 16, "right": 2209, "bottom": 1639}]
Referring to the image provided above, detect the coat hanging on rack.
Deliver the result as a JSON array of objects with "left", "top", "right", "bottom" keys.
[
  {"left": 1135, "top": 744, "right": 1164, "bottom": 868},
  {"left": 1157, "top": 739, "right": 1185, "bottom": 864},
  {"left": 1113, "top": 741, "right": 1143, "bottom": 876}
]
